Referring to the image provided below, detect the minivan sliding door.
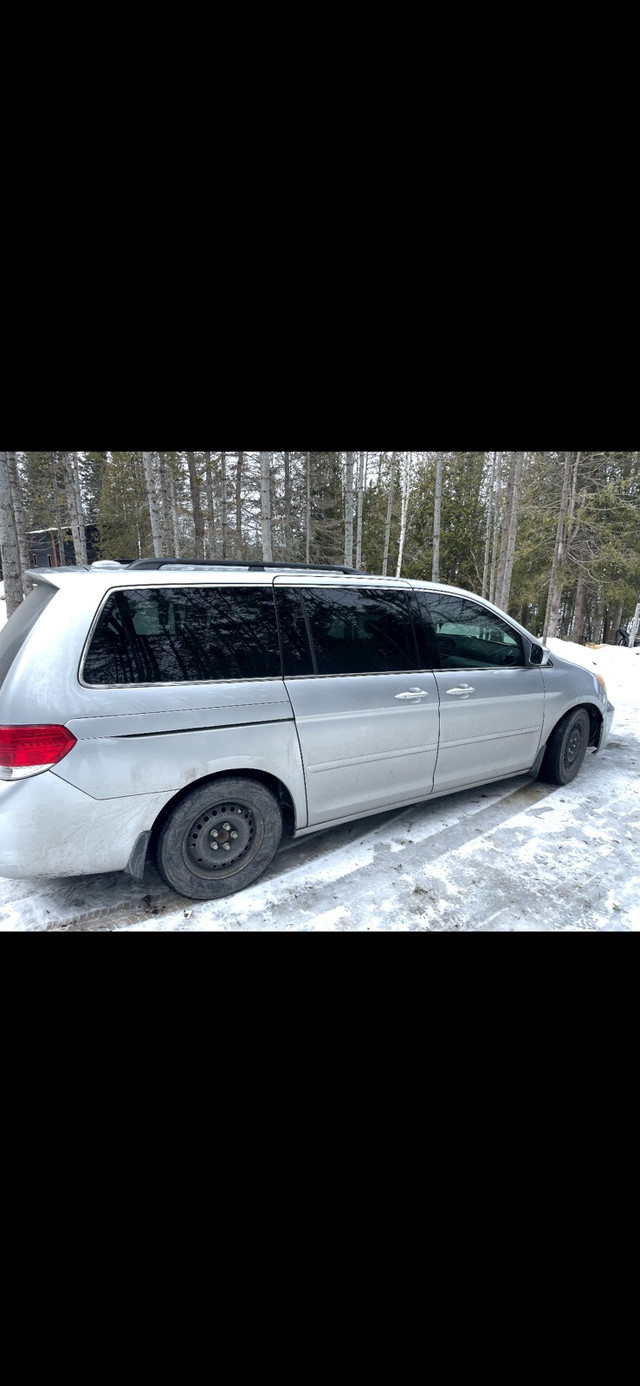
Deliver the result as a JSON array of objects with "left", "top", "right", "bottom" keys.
[{"left": 275, "top": 584, "right": 439, "bottom": 827}]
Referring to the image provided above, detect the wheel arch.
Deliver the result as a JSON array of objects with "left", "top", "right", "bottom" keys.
[
  {"left": 557, "top": 700, "right": 603, "bottom": 749},
  {"left": 148, "top": 767, "right": 298, "bottom": 860},
  {"left": 543, "top": 698, "right": 603, "bottom": 755}
]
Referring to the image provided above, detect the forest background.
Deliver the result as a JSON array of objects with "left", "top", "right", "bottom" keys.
[{"left": 1, "top": 451, "right": 639, "bottom": 644}]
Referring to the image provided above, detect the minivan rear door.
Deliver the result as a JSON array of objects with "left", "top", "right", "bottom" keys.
[{"left": 275, "top": 583, "right": 439, "bottom": 827}]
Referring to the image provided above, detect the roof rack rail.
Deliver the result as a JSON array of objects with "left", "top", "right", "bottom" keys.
[{"left": 126, "top": 559, "right": 364, "bottom": 575}]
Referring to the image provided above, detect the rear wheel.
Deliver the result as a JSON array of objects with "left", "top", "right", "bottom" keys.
[
  {"left": 154, "top": 777, "right": 282, "bottom": 900},
  {"left": 539, "top": 708, "right": 590, "bottom": 786}
]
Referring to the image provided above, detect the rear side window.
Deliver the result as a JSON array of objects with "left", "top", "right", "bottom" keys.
[
  {"left": 277, "top": 587, "right": 420, "bottom": 676},
  {"left": 417, "top": 593, "right": 524, "bottom": 669},
  {"left": 0, "top": 584, "right": 57, "bottom": 689},
  {"left": 83, "top": 587, "right": 282, "bottom": 685}
]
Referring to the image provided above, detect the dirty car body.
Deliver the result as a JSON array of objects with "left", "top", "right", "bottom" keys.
[{"left": 0, "top": 563, "right": 615, "bottom": 900}]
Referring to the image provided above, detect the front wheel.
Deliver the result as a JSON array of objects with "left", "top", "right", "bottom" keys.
[
  {"left": 154, "top": 777, "right": 283, "bottom": 900},
  {"left": 538, "top": 708, "right": 590, "bottom": 786}
]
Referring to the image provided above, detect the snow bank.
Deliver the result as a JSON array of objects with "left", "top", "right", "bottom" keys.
[{"left": 547, "top": 637, "right": 640, "bottom": 710}]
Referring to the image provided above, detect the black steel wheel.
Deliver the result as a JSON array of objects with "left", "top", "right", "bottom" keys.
[
  {"left": 154, "top": 777, "right": 282, "bottom": 900},
  {"left": 539, "top": 708, "right": 590, "bottom": 786}
]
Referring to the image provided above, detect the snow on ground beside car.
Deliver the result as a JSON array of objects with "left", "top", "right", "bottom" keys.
[
  {"left": 0, "top": 583, "right": 6, "bottom": 632},
  {"left": 1, "top": 637, "right": 639, "bottom": 931}
]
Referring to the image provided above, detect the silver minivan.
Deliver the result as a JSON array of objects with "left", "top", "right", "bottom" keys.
[{"left": 0, "top": 561, "right": 614, "bottom": 900}]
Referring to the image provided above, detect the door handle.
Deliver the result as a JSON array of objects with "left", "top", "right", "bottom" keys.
[
  {"left": 446, "top": 686, "right": 475, "bottom": 696},
  {"left": 395, "top": 689, "right": 430, "bottom": 700}
]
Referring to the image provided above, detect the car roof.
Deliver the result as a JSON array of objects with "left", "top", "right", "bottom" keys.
[{"left": 24, "top": 564, "right": 518, "bottom": 610}]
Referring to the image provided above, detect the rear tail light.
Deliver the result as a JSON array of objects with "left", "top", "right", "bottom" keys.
[{"left": 0, "top": 726, "right": 77, "bottom": 780}]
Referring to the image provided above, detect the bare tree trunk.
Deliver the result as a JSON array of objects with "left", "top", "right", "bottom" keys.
[
  {"left": 382, "top": 453, "right": 396, "bottom": 576},
  {"left": 494, "top": 452, "right": 518, "bottom": 609},
  {"left": 608, "top": 602, "right": 623, "bottom": 646},
  {"left": 572, "top": 571, "right": 588, "bottom": 644},
  {"left": 143, "top": 451, "right": 164, "bottom": 558},
  {"left": 432, "top": 453, "right": 444, "bottom": 582},
  {"left": 344, "top": 452, "right": 355, "bottom": 567},
  {"left": 628, "top": 602, "right": 640, "bottom": 650},
  {"left": 567, "top": 450, "right": 582, "bottom": 540},
  {"left": 260, "top": 451, "right": 273, "bottom": 561},
  {"left": 282, "top": 451, "right": 292, "bottom": 558},
  {"left": 544, "top": 451, "right": 575, "bottom": 640},
  {"left": 236, "top": 451, "right": 244, "bottom": 557},
  {"left": 0, "top": 452, "right": 24, "bottom": 616},
  {"left": 157, "top": 453, "right": 174, "bottom": 556},
  {"left": 6, "top": 452, "right": 29, "bottom": 594},
  {"left": 497, "top": 450, "right": 524, "bottom": 613},
  {"left": 482, "top": 451, "right": 497, "bottom": 598},
  {"left": 356, "top": 451, "right": 366, "bottom": 569},
  {"left": 305, "top": 453, "right": 312, "bottom": 564},
  {"left": 187, "top": 452, "right": 205, "bottom": 559},
  {"left": 170, "top": 467, "right": 182, "bottom": 557},
  {"left": 204, "top": 451, "right": 214, "bottom": 557},
  {"left": 396, "top": 452, "right": 412, "bottom": 578},
  {"left": 72, "top": 451, "right": 88, "bottom": 564},
  {"left": 62, "top": 452, "right": 87, "bottom": 565},
  {"left": 489, "top": 452, "right": 503, "bottom": 603},
  {"left": 51, "top": 456, "right": 65, "bottom": 565},
  {"left": 220, "top": 452, "right": 228, "bottom": 559}
]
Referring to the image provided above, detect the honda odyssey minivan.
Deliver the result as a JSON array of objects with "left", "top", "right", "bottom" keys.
[{"left": 0, "top": 560, "right": 614, "bottom": 900}]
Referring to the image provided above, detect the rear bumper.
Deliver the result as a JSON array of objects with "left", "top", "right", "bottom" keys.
[{"left": 0, "top": 773, "right": 170, "bottom": 880}]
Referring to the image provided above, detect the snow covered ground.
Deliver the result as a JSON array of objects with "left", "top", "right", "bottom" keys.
[{"left": 1, "top": 601, "right": 639, "bottom": 929}]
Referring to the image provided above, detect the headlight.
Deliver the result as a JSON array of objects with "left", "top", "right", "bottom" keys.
[{"left": 595, "top": 673, "right": 607, "bottom": 698}]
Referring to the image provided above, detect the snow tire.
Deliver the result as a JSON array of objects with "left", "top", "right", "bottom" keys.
[
  {"left": 154, "top": 777, "right": 283, "bottom": 900},
  {"left": 539, "top": 708, "right": 590, "bottom": 787}
]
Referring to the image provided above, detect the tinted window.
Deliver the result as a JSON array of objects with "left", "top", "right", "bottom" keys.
[
  {"left": 279, "top": 587, "right": 419, "bottom": 676},
  {"left": 418, "top": 593, "right": 524, "bottom": 669},
  {"left": 83, "top": 587, "right": 282, "bottom": 685},
  {"left": 275, "top": 589, "right": 315, "bottom": 677},
  {"left": 408, "top": 592, "right": 440, "bottom": 669}
]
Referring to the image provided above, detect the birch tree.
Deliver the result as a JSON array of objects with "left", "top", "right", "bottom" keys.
[
  {"left": 62, "top": 451, "right": 88, "bottom": 564},
  {"left": 236, "top": 451, "right": 245, "bottom": 557},
  {"left": 0, "top": 451, "right": 24, "bottom": 616},
  {"left": 220, "top": 452, "right": 228, "bottom": 558},
  {"left": 283, "top": 451, "right": 292, "bottom": 557},
  {"left": 7, "top": 452, "right": 29, "bottom": 595},
  {"left": 382, "top": 453, "right": 397, "bottom": 576},
  {"left": 482, "top": 452, "right": 497, "bottom": 598},
  {"left": 496, "top": 451, "right": 524, "bottom": 613},
  {"left": 396, "top": 452, "right": 412, "bottom": 577},
  {"left": 156, "top": 453, "right": 174, "bottom": 556},
  {"left": 143, "top": 451, "right": 164, "bottom": 558},
  {"left": 544, "top": 451, "right": 576, "bottom": 639},
  {"left": 50, "top": 456, "right": 66, "bottom": 565},
  {"left": 204, "top": 451, "right": 214, "bottom": 556},
  {"left": 432, "top": 453, "right": 444, "bottom": 582},
  {"left": 260, "top": 451, "right": 273, "bottom": 561},
  {"left": 493, "top": 451, "right": 525, "bottom": 611},
  {"left": 344, "top": 451, "right": 355, "bottom": 566},
  {"left": 187, "top": 452, "right": 205, "bottom": 559},
  {"left": 628, "top": 603, "right": 640, "bottom": 649},
  {"left": 168, "top": 462, "right": 182, "bottom": 557},
  {"left": 306, "top": 452, "right": 312, "bottom": 564},
  {"left": 489, "top": 452, "right": 503, "bottom": 603},
  {"left": 356, "top": 451, "right": 366, "bottom": 569}
]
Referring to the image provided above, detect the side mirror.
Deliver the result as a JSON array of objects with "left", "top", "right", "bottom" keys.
[{"left": 530, "top": 643, "right": 552, "bottom": 667}]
